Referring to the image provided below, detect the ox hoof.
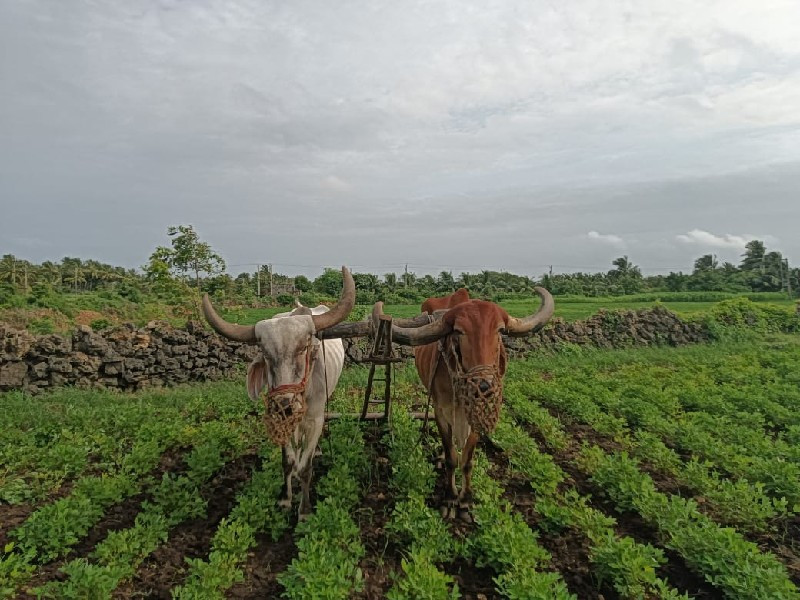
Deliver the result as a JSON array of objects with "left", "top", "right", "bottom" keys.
[
  {"left": 278, "top": 498, "right": 292, "bottom": 510},
  {"left": 457, "top": 508, "right": 473, "bottom": 523},
  {"left": 439, "top": 504, "right": 457, "bottom": 520},
  {"left": 297, "top": 511, "right": 310, "bottom": 522}
]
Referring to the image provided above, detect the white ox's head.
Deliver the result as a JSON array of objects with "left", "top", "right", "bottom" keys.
[{"left": 201, "top": 267, "right": 356, "bottom": 412}]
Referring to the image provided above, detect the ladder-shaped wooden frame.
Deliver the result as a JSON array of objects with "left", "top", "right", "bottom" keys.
[{"left": 360, "top": 313, "right": 402, "bottom": 421}]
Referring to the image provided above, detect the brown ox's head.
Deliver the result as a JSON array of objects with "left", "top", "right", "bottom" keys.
[{"left": 374, "top": 287, "right": 554, "bottom": 433}]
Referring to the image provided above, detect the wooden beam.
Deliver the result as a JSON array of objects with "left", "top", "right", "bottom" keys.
[{"left": 325, "top": 411, "right": 428, "bottom": 421}]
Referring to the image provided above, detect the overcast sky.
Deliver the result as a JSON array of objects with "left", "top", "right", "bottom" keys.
[{"left": 2, "top": 0, "right": 799, "bottom": 278}]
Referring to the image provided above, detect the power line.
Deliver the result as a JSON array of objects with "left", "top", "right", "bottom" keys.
[{"left": 225, "top": 261, "right": 697, "bottom": 276}]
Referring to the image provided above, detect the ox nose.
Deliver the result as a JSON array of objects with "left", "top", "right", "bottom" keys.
[
  {"left": 274, "top": 395, "right": 294, "bottom": 412},
  {"left": 478, "top": 379, "right": 491, "bottom": 393}
]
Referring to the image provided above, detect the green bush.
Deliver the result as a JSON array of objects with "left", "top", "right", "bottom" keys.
[
  {"left": 28, "top": 317, "right": 55, "bottom": 335},
  {"left": 90, "top": 318, "right": 112, "bottom": 331},
  {"left": 706, "top": 298, "right": 799, "bottom": 340},
  {"left": 276, "top": 293, "right": 294, "bottom": 306}
]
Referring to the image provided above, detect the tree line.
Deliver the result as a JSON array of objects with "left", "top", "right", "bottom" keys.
[{"left": 1, "top": 226, "right": 797, "bottom": 307}]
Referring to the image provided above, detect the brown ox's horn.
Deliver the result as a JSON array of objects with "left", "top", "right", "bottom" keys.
[
  {"left": 202, "top": 294, "right": 257, "bottom": 343},
  {"left": 373, "top": 302, "right": 452, "bottom": 346},
  {"left": 504, "top": 286, "right": 555, "bottom": 337},
  {"left": 310, "top": 266, "right": 356, "bottom": 332}
]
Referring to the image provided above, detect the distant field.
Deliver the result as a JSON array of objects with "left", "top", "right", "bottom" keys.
[{"left": 221, "top": 294, "right": 796, "bottom": 325}]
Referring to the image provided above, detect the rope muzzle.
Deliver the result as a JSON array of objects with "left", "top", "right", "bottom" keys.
[
  {"left": 261, "top": 338, "right": 316, "bottom": 445},
  {"left": 442, "top": 338, "right": 504, "bottom": 434}
]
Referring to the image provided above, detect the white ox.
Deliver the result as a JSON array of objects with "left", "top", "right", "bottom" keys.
[{"left": 202, "top": 267, "right": 359, "bottom": 516}]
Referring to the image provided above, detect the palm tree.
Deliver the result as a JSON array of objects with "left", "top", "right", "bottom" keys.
[
  {"left": 0, "top": 254, "right": 20, "bottom": 290},
  {"left": 740, "top": 240, "right": 766, "bottom": 272}
]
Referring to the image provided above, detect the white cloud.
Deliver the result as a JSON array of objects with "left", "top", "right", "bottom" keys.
[
  {"left": 675, "top": 229, "right": 758, "bottom": 248},
  {"left": 588, "top": 231, "right": 625, "bottom": 247},
  {"left": 321, "top": 175, "right": 352, "bottom": 192}
]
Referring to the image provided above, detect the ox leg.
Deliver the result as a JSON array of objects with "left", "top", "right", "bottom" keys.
[
  {"left": 457, "top": 430, "right": 480, "bottom": 522},
  {"left": 435, "top": 418, "right": 460, "bottom": 519},
  {"left": 278, "top": 446, "right": 294, "bottom": 510},
  {"left": 298, "top": 461, "right": 314, "bottom": 518},
  {"left": 296, "top": 415, "right": 324, "bottom": 519}
]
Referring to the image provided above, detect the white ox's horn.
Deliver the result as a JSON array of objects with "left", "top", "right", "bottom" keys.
[
  {"left": 310, "top": 267, "right": 356, "bottom": 332},
  {"left": 202, "top": 295, "right": 257, "bottom": 343}
]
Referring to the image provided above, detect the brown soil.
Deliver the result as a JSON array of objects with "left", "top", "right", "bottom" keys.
[
  {"left": 74, "top": 310, "right": 108, "bottom": 327},
  {"left": 353, "top": 424, "right": 398, "bottom": 599},
  {"left": 442, "top": 557, "right": 500, "bottom": 600},
  {"left": 116, "top": 451, "right": 262, "bottom": 598},
  {"left": 227, "top": 528, "right": 298, "bottom": 598},
  {"left": 18, "top": 448, "right": 188, "bottom": 599},
  {"left": 228, "top": 440, "right": 333, "bottom": 598}
]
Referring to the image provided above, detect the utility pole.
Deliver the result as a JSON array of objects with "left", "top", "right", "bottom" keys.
[
  {"left": 784, "top": 258, "right": 792, "bottom": 298},
  {"left": 269, "top": 263, "right": 273, "bottom": 297},
  {"left": 404, "top": 263, "right": 408, "bottom": 288},
  {"left": 256, "top": 264, "right": 261, "bottom": 297},
  {"left": 548, "top": 265, "right": 553, "bottom": 278}
]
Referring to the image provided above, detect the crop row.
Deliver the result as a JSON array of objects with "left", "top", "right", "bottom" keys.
[
  {"left": 383, "top": 409, "right": 459, "bottom": 599},
  {"left": 277, "top": 419, "right": 368, "bottom": 599},
  {"left": 0, "top": 384, "right": 256, "bottom": 506},
  {"left": 507, "top": 376, "right": 790, "bottom": 533},
  {"left": 171, "top": 447, "right": 289, "bottom": 599},
  {"left": 489, "top": 416, "right": 687, "bottom": 599},
  {"left": 33, "top": 420, "right": 255, "bottom": 599},
  {"left": 497, "top": 403, "right": 799, "bottom": 597},
  {"left": 0, "top": 423, "right": 187, "bottom": 598},
  {"left": 501, "top": 375, "right": 799, "bottom": 597},
  {"left": 468, "top": 453, "right": 574, "bottom": 599},
  {"left": 578, "top": 446, "right": 799, "bottom": 599},
  {"left": 511, "top": 362, "right": 800, "bottom": 510}
]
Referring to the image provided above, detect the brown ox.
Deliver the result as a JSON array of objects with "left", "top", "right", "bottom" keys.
[
  {"left": 375, "top": 288, "right": 554, "bottom": 519},
  {"left": 421, "top": 287, "right": 470, "bottom": 314}
]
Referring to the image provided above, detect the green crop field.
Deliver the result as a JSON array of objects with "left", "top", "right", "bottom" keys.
[
  {"left": 221, "top": 293, "right": 796, "bottom": 326},
  {"left": 2, "top": 332, "right": 799, "bottom": 598}
]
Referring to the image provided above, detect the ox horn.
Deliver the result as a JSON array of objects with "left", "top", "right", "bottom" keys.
[
  {"left": 202, "top": 294, "right": 257, "bottom": 343},
  {"left": 373, "top": 302, "right": 452, "bottom": 346},
  {"left": 310, "top": 266, "right": 356, "bottom": 332},
  {"left": 504, "top": 286, "right": 555, "bottom": 337}
]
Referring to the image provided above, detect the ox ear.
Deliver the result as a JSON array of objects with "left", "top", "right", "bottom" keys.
[
  {"left": 246, "top": 355, "right": 269, "bottom": 402},
  {"left": 498, "top": 343, "right": 508, "bottom": 377}
]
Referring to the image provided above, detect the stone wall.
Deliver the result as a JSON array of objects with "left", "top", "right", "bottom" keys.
[
  {"left": 0, "top": 321, "right": 258, "bottom": 394},
  {"left": 342, "top": 305, "right": 709, "bottom": 363},
  {"left": 1, "top": 306, "right": 708, "bottom": 395}
]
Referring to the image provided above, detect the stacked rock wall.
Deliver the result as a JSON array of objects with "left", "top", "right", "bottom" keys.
[
  {"left": 1, "top": 306, "right": 707, "bottom": 395},
  {"left": 0, "top": 321, "right": 257, "bottom": 394}
]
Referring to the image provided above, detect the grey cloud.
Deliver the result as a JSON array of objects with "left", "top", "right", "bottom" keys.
[{"left": 1, "top": 0, "right": 799, "bottom": 277}]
